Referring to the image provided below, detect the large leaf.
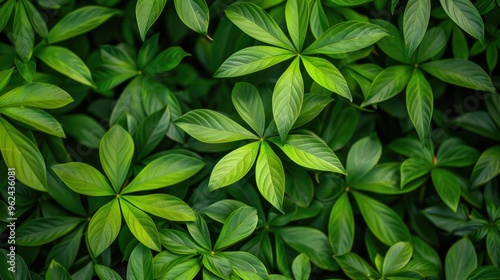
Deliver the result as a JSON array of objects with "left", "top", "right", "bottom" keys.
[
  {"left": 406, "top": 68, "right": 433, "bottom": 141},
  {"left": 214, "top": 206, "right": 258, "bottom": 250},
  {"left": 136, "top": 0, "right": 167, "bottom": 41},
  {"left": 301, "top": 56, "right": 352, "bottom": 101},
  {"left": 88, "top": 199, "right": 121, "bottom": 257},
  {"left": 272, "top": 134, "right": 346, "bottom": 174},
  {"left": 0, "top": 117, "right": 47, "bottom": 191},
  {"left": 209, "top": 141, "right": 260, "bottom": 191},
  {"left": 51, "top": 162, "right": 115, "bottom": 196},
  {"left": 202, "top": 199, "right": 248, "bottom": 223},
  {"left": 439, "top": 0, "right": 485, "bottom": 45},
  {"left": 304, "top": 21, "right": 390, "bottom": 55},
  {"left": 231, "top": 82, "right": 266, "bottom": 136},
  {"left": 470, "top": 146, "right": 500, "bottom": 188},
  {"left": 445, "top": 237, "right": 477, "bottom": 280},
  {"left": 329, "top": 193, "right": 354, "bottom": 255},
  {"left": 255, "top": 141, "right": 286, "bottom": 213},
  {"left": 22, "top": 1, "right": 47, "bottom": 38},
  {"left": 127, "top": 243, "right": 154, "bottom": 280},
  {"left": 0, "top": 107, "right": 65, "bottom": 138},
  {"left": 420, "top": 59, "right": 495, "bottom": 92},
  {"left": 346, "top": 134, "right": 382, "bottom": 184},
  {"left": 159, "top": 229, "right": 200, "bottom": 254},
  {"left": 100, "top": 125, "right": 134, "bottom": 193},
  {"left": 286, "top": 0, "right": 309, "bottom": 51},
  {"left": 123, "top": 154, "right": 205, "bottom": 193},
  {"left": 16, "top": 217, "right": 83, "bottom": 246},
  {"left": 35, "top": 46, "right": 95, "bottom": 88},
  {"left": 175, "top": 109, "right": 258, "bottom": 143},
  {"left": 123, "top": 194, "right": 196, "bottom": 222},
  {"left": 431, "top": 168, "right": 461, "bottom": 212},
  {"left": 47, "top": 6, "right": 119, "bottom": 43},
  {"left": 0, "top": 83, "right": 73, "bottom": 109},
  {"left": 382, "top": 242, "right": 413, "bottom": 275},
  {"left": 352, "top": 191, "right": 411, "bottom": 245},
  {"left": 403, "top": 0, "right": 430, "bottom": 57},
  {"left": 13, "top": 2, "right": 33, "bottom": 62},
  {"left": 272, "top": 57, "right": 304, "bottom": 142},
  {"left": 362, "top": 65, "right": 413, "bottom": 107},
  {"left": 121, "top": 199, "right": 161, "bottom": 251},
  {"left": 173, "top": 0, "right": 209, "bottom": 36},
  {"left": 225, "top": 2, "right": 294, "bottom": 50}
]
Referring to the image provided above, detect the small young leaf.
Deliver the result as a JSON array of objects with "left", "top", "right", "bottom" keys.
[
  {"left": 136, "top": 0, "right": 167, "bottom": 41},
  {"left": 121, "top": 199, "right": 161, "bottom": 251},
  {"left": 174, "top": 0, "right": 209, "bottom": 36},
  {"left": 382, "top": 242, "right": 413, "bottom": 275},
  {"left": 52, "top": 162, "right": 115, "bottom": 196},
  {"left": 232, "top": 82, "right": 266, "bottom": 136},
  {"left": 301, "top": 56, "right": 352, "bottom": 101},
  {"left": 88, "top": 199, "right": 121, "bottom": 257},
  {"left": 123, "top": 194, "right": 196, "bottom": 222},
  {"left": 440, "top": 0, "right": 485, "bottom": 45},
  {"left": 406, "top": 68, "right": 433, "bottom": 141},
  {"left": 403, "top": 0, "right": 430, "bottom": 57},
  {"left": 127, "top": 243, "right": 154, "bottom": 280},
  {"left": 329, "top": 193, "right": 354, "bottom": 255},
  {"left": 255, "top": 141, "right": 286, "bottom": 213},
  {"left": 445, "top": 237, "right": 477, "bottom": 280},
  {"left": 214, "top": 206, "right": 258, "bottom": 250},
  {"left": 470, "top": 146, "right": 500, "bottom": 188}
]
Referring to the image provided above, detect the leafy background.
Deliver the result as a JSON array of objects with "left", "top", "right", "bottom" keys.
[{"left": 0, "top": 0, "right": 499, "bottom": 279}]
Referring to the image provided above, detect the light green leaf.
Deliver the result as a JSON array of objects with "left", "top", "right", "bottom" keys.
[
  {"left": 88, "top": 199, "right": 121, "bottom": 257},
  {"left": 470, "top": 146, "right": 500, "bottom": 188},
  {"left": 124, "top": 154, "right": 205, "bottom": 193},
  {"left": 214, "top": 206, "right": 258, "bottom": 250},
  {"left": 335, "top": 252, "right": 379, "bottom": 279},
  {"left": 0, "top": 117, "right": 47, "bottom": 191},
  {"left": 403, "top": 0, "right": 430, "bottom": 57},
  {"left": 214, "top": 46, "right": 295, "bottom": 78},
  {"left": 13, "top": 2, "right": 33, "bottom": 62},
  {"left": 220, "top": 251, "right": 269, "bottom": 279},
  {"left": 406, "top": 68, "right": 433, "bottom": 141},
  {"left": 272, "top": 134, "right": 346, "bottom": 174},
  {"left": 362, "top": 65, "right": 413, "bottom": 107},
  {"left": 187, "top": 215, "right": 212, "bottom": 251},
  {"left": 209, "top": 141, "right": 260, "bottom": 191},
  {"left": 231, "top": 82, "right": 266, "bottom": 136},
  {"left": 352, "top": 191, "right": 411, "bottom": 245},
  {"left": 292, "top": 253, "right": 310, "bottom": 280},
  {"left": 15, "top": 56, "right": 35, "bottom": 83},
  {"left": 123, "top": 194, "right": 196, "bottom": 222},
  {"left": 22, "top": 0, "right": 48, "bottom": 38},
  {"left": 310, "top": 0, "right": 328, "bottom": 39},
  {"left": 304, "top": 21, "right": 390, "bottom": 55},
  {"left": 16, "top": 217, "right": 82, "bottom": 246},
  {"left": 46, "top": 260, "right": 72, "bottom": 280},
  {"left": 0, "top": 83, "right": 73, "bottom": 109},
  {"left": 225, "top": 2, "right": 294, "bottom": 50},
  {"left": 202, "top": 255, "right": 232, "bottom": 279},
  {"left": 255, "top": 141, "right": 285, "bottom": 212},
  {"left": 420, "top": 59, "right": 495, "bottom": 92},
  {"left": 159, "top": 229, "right": 200, "bottom": 254},
  {"left": 346, "top": 134, "right": 381, "bottom": 184},
  {"left": 164, "top": 258, "right": 201, "bottom": 280},
  {"left": 445, "top": 237, "right": 477, "bottom": 280},
  {"left": 58, "top": 114, "right": 106, "bottom": 149},
  {"left": 0, "top": 107, "right": 65, "bottom": 137},
  {"left": 329, "top": 192, "right": 354, "bottom": 255},
  {"left": 48, "top": 6, "right": 120, "bottom": 43},
  {"left": 0, "top": 67, "right": 14, "bottom": 92},
  {"left": 136, "top": 0, "right": 167, "bottom": 41},
  {"left": 286, "top": 0, "right": 309, "bottom": 51},
  {"left": 175, "top": 109, "right": 258, "bottom": 143},
  {"left": 301, "top": 56, "right": 352, "bottom": 101},
  {"left": 440, "top": 0, "right": 485, "bottom": 45},
  {"left": 95, "top": 264, "right": 124, "bottom": 280},
  {"left": 431, "top": 168, "right": 461, "bottom": 212},
  {"left": 272, "top": 57, "right": 303, "bottom": 142},
  {"left": 127, "top": 243, "right": 154, "bottom": 280},
  {"left": 202, "top": 199, "right": 248, "bottom": 224},
  {"left": 121, "top": 199, "right": 161, "bottom": 251},
  {"left": 51, "top": 162, "right": 115, "bottom": 196},
  {"left": 382, "top": 242, "right": 413, "bottom": 275},
  {"left": 174, "top": 0, "right": 209, "bottom": 36},
  {"left": 35, "top": 46, "right": 95, "bottom": 88}
]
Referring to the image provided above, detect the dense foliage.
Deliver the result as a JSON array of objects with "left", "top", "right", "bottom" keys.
[{"left": 1, "top": 0, "right": 499, "bottom": 279}]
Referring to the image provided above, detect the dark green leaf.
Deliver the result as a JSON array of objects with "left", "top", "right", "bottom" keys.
[
  {"left": 134, "top": 106, "right": 170, "bottom": 159},
  {"left": 13, "top": 2, "right": 33, "bottom": 62},
  {"left": 382, "top": 242, "right": 412, "bottom": 275},
  {"left": 470, "top": 146, "right": 500, "bottom": 188},
  {"left": 135, "top": 0, "right": 167, "bottom": 41},
  {"left": 95, "top": 264, "right": 124, "bottom": 280},
  {"left": 454, "top": 111, "right": 500, "bottom": 141},
  {"left": 406, "top": 69, "right": 433, "bottom": 141},
  {"left": 14, "top": 56, "right": 35, "bottom": 83},
  {"left": 16, "top": 217, "right": 82, "bottom": 246},
  {"left": 431, "top": 168, "right": 461, "bottom": 212},
  {"left": 147, "top": 46, "right": 189, "bottom": 74},
  {"left": 400, "top": 157, "right": 432, "bottom": 187},
  {"left": 127, "top": 243, "right": 153, "bottom": 280},
  {"left": 417, "top": 27, "right": 447, "bottom": 63},
  {"left": 58, "top": 114, "right": 106, "bottom": 149},
  {"left": 202, "top": 254, "right": 232, "bottom": 279},
  {"left": 346, "top": 134, "right": 381, "bottom": 184},
  {"left": 22, "top": 0, "right": 48, "bottom": 38},
  {"left": 46, "top": 260, "right": 72, "bottom": 280},
  {"left": 187, "top": 215, "right": 212, "bottom": 251},
  {"left": 309, "top": 0, "right": 328, "bottom": 39},
  {"left": 292, "top": 253, "right": 310, "bottom": 280},
  {"left": 335, "top": 252, "right": 379, "bottom": 279},
  {"left": 0, "top": 0, "right": 15, "bottom": 33},
  {"left": 403, "top": 0, "right": 430, "bottom": 57},
  {"left": 440, "top": 0, "right": 485, "bottom": 45},
  {"left": 0, "top": 67, "right": 14, "bottom": 91},
  {"left": 159, "top": 229, "right": 199, "bottom": 254},
  {"left": 293, "top": 93, "right": 333, "bottom": 128},
  {"left": 362, "top": 65, "right": 413, "bottom": 107},
  {"left": 173, "top": 0, "right": 209, "bottom": 36},
  {"left": 220, "top": 251, "right": 269, "bottom": 279},
  {"left": 445, "top": 237, "right": 477, "bottom": 280},
  {"left": 329, "top": 193, "right": 354, "bottom": 255},
  {"left": 202, "top": 199, "right": 248, "bottom": 224},
  {"left": 0, "top": 83, "right": 73, "bottom": 109},
  {"left": 436, "top": 138, "right": 479, "bottom": 167},
  {"left": 486, "top": 228, "right": 500, "bottom": 267}
]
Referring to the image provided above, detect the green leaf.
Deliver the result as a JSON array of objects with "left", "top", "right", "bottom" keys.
[
  {"left": 159, "top": 229, "right": 200, "bottom": 254},
  {"left": 187, "top": 215, "right": 212, "bottom": 251},
  {"left": 136, "top": 0, "right": 167, "bottom": 41},
  {"left": 58, "top": 114, "right": 106, "bottom": 149},
  {"left": 127, "top": 243, "right": 154, "bottom": 280},
  {"left": 417, "top": 27, "right": 447, "bottom": 63},
  {"left": 16, "top": 217, "right": 82, "bottom": 246},
  {"left": 202, "top": 255, "right": 232, "bottom": 279},
  {"left": 362, "top": 65, "right": 413, "bottom": 107},
  {"left": 310, "top": 0, "right": 328, "bottom": 39},
  {"left": 329, "top": 192, "right": 354, "bottom": 255},
  {"left": 100, "top": 125, "right": 134, "bottom": 193},
  {"left": 382, "top": 242, "right": 413, "bottom": 275},
  {"left": 15, "top": 56, "right": 35, "bottom": 83},
  {"left": 272, "top": 134, "right": 346, "bottom": 174},
  {"left": 273, "top": 58, "right": 303, "bottom": 142},
  {"left": 0, "top": 83, "right": 73, "bottom": 109},
  {"left": 303, "top": 21, "right": 390, "bottom": 55},
  {"left": 121, "top": 199, "right": 161, "bottom": 251},
  {"left": 13, "top": 2, "right": 33, "bottom": 62},
  {"left": 294, "top": 93, "right": 333, "bottom": 128},
  {"left": 220, "top": 251, "right": 269, "bottom": 279},
  {"left": 431, "top": 168, "right": 461, "bottom": 212},
  {"left": 225, "top": 2, "right": 294, "bottom": 50},
  {"left": 352, "top": 191, "right": 411, "bottom": 245},
  {"left": 88, "top": 198, "right": 121, "bottom": 257},
  {"left": 403, "top": 0, "right": 430, "bottom": 57},
  {"left": 400, "top": 157, "right": 432, "bottom": 187},
  {"left": 486, "top": 44, "right": 498, "bottom": 73},
  {"left": 214, "top": 46, "right": 295, "bottom": 78},
  {"left": 147, "top": 46, "right": 189, "bottom": 74},
  {"left": 0, "top": 117, "right": 47, "bottom": 191},
  {"left": 454, "top": 111, "right": 500, "bottom": 141},
  {"left": 164, "top": 258, "right": 201, "bottom": 280},
  {"left": 445, "top": 237, "right": 477, "bottom": 280},
  {"left": 436, "top": 138, "right": 479, "bottom": 167},
  {"left": 439, "top": 0, "right": 485, "bottom": 45},
  {"left": 406, "top": 68, "right": 433, "bottom": 141},
  {"left": 0, "top": 67, "right": 14, "bottom": 92},
  {"left": 0, "top": 0, "right": 15, "bottom": 33},
  {"left": 470, "top": 146, "right": 500, "bottom": 188},
  {"left": 346, "top": 134, "right": 381, "bottom": 184},
  {"left": 35, "top": 46, "right": 95, "bottom": 88},
  {"left": 48, "top": 6, "right": 119, "bottom": 43},
  {"left": 0, "top": 107, "right": 65, "bottom": 137},
  {"left": 46, "top": 260, "right": 72, "bottom": 280},
  {"left": 95, "top": 264, "right": 124, "bottom": 280},
  {"left": 231, "top": 82, "right": 266, "bottom": 136},
  {"left": 278, "top": 227, "right": 339, "bottom": 271},
  {"left": 292, "top": 253, "right": 310, "bottom": 280},
  {"left": 301, "top": 56, "right": 352, "bottom": 101},
  {"left": 123, "top": 194, "right": 196, "bottom": 221},
  {"left": 371, "top": 20, "right": 408, "bottom": 63},
  {"left": 468, "top": 266, "right": 500, "bottom": 280},
  {"left": 173, "top": 0, "right": 209, "bottom": 36},
  {"left": 255, "top": 141, "right": 285, "bottom": 212},
  {"left": 175, "top": 109, "right": 258, "bottom": 143},
  {"left": 22, "top": 0, "right": 48, "bottom": 38},
  {"left": 286, "top": 0, "right": 309, "bottom": 51},
  {"left": 124, "top": 154, "right": 205, "bottom": 193},
  {"left": 134, "top": 106, "right": 170, "bottom": 159},
  {"left": 334, "top": 252, "right": 379, "bottom": 279},
  {"left": 202, "top": 200, "right": 249, "bottom": 225},
  {"left": 452, "top": 26, "right": 469, "bottom": 60},
  {"left": 420, "top": 59, "right": 495, "bottom": 92},
  {"left": 209, "top": 141, "right": 260, "bottom": 191},
  {"left": 51, "top": 162, "right": 115, "bottom": 196},
  {"left": 214, "top": 206, "right": 258, "bottom": 250}
]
